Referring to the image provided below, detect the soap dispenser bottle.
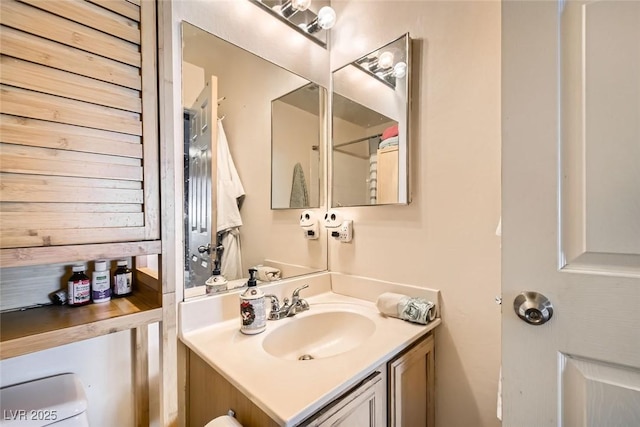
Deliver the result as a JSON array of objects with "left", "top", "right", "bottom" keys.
[
  {"left": 239, "top": 268, "right": 266, "bottom": 335},
  {"left": 205, "top": 260, "right": 228, "bottom": 295}
]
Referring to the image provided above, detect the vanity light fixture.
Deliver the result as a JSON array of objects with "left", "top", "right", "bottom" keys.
[
  {"left": 278, "top": 0, "right": 311, "bottom": 18},
  {"left": 354, "top": 44, "right": 408, "bottom": 88},
  {"left": 377, "top": 51, "right": 394, "bottom": 69},
  {"left": 303, "top": 6, "right": 337, "bottom": 34},
  {"left": 248, "top": 0, "right": 337, "bottom": 48}
]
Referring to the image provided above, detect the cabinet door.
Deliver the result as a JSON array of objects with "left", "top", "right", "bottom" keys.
[
  {"left": 0, "top": 0, "right": 159, "bottom": 256},
  {"left": 389, "top": 334, "right": 435, "bottom": 427},
  {"left": 305, "top": 372, "right": 385, "bottom": 427}
]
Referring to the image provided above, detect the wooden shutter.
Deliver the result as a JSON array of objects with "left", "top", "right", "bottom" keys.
[{"left": 0, "top": 0, "right": 159, "bottom": 259}]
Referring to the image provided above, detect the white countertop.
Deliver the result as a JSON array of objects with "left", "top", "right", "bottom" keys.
[{"left": 181, "top": 288, "right": 440, "bottom": 426}]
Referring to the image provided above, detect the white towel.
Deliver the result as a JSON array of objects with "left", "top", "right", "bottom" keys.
[
  {"left": 220, "top": 227, "right": 242, "bottom": 280},
  {"left": 376, "top": 292, "right": 436, "bottom": 325},
  {"left": 254, "top": 265, "right": 281, "bottom": 282},
  {"left": 217, "top": 120, "right": 245, "bottom": 233}
]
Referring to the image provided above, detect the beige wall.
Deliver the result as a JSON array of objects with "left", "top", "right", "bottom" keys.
[
  {"left": 271, "top": 101, "right": 320, "bottom": 209},
  {"left": 330, "top": 1, "right": 502, "bottom": 426}
]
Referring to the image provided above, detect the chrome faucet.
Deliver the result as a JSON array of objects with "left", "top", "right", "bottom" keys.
[{"left": 265, "top": 284, "right": 309, "bottom": 320}]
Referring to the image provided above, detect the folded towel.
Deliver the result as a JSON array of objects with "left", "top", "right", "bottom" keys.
[
  {"left": 382, "top": 123, "right": 399, "bottom": 140},
  {"left": 254, "top": 265, "right": 281, "bottom": 282},
  {"left": 376, "top": 292, "right": 436, "bottom": 325},
  {"left": 379, "top": 135, "right": 399, "bottom": 149}
]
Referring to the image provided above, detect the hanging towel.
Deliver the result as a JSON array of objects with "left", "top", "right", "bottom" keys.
[
  {"left": 289, "top": 162, "right": 309, "bottom": 208},
  {"left": 217, "top": 120, "right": 245, "bottom": 233},
  {"left": 216, "top": 120, "right": 245, "bottom": 280},
  {"left": 219, "top": 228, "right": 243, "bottom": 280}
]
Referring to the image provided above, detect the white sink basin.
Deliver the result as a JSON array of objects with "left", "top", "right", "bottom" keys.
[{"left": 262, "top": 311, "right": 376, "bottom": 360}]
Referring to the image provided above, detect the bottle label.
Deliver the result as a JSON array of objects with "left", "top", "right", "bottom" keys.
[
  {"left": 68, "top": 278, "right": 90, "bottom": 305},
  {"left": 113, "top": 272, "right": 132, "bottom": 295},
  {"left": 240, "top": 298, "right": 265, "bottom": 330},
  {"left": 92, "top": 272, "right": 111, "bottom": 302}
]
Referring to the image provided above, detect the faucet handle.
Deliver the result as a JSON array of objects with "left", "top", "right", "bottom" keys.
[
  {"left": 292, "top": 284, "right": 309, "bottom": 298},
  {"left": 264, "top": 294, "right": 280, "bottom": 311}
]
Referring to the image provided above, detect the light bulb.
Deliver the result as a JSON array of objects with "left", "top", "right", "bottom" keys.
[
  {"left": 292, "top": 0, "right": 311, "bottom": 11},
  {"left": 378, "top": 51, "right": 394, "bottom": 69},
  {"left": 393, "top": 61, "right": 407, "bottom": 78},
  {"left": 317, "top": 6, "right": 336, "bottom": 29}
]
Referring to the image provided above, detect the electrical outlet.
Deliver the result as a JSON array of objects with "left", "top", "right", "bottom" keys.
[
  {"left": 302, "top": 223, "right": 319, "bottom": 240},
  {"left": 338, "top": 220, "right": 353, "bottom": 242}
]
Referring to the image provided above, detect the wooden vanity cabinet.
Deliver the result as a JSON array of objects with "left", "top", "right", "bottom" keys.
[
  {"left": 187, "top": 332, "right": 435, "bottom": 427},
  {"left": 388, "top": 333, "right": 435, "bottom": 427},
  {"left": 301, "top": 371, "right": 386, "bottom": 426},
  {"left": 187, "top": 349, "right": 280, "bottom": 427}
]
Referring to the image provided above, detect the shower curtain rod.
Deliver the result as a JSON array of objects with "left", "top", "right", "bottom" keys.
[{"left": 333, "top": 133, "right": 382, "bottom": 148}]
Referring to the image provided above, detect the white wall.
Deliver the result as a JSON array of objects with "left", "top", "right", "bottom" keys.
[{"left": 329, "top": 1, "right": 502, "bottom": 427}]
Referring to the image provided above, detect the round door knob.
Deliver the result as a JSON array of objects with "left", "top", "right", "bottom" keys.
[
  {"left": 513, "top": 291, "right": 553, "bottom": 325},
  {"left": 197, "top": 243, "right": 211, "bottom": 254}
]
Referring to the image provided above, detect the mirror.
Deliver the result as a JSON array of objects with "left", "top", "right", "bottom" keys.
[
  {"left": 181, "top": 22, "right": 327, "bottom": 295},
  {"left": 331, "top": 34, "right": 411, "bottom": 207},
  {"left": 271, "top": 83, "right": 322, "bottom": 209}
]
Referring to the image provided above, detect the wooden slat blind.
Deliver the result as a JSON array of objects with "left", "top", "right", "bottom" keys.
[{"left": 0, "top": 0, "right": 158, "bottom": 256}]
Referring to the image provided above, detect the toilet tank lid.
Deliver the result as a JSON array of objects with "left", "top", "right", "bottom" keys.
[{"left": 0, "top": 373, "right": 88, "bottom": 427}]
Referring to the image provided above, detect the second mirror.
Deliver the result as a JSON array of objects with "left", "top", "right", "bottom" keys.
[{"left": 331, "top": 34, "right": 411, "bottom": 207}]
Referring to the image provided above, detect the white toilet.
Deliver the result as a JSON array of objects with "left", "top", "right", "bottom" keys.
[
  {"left": 205, "top": 413, "right": 243, "bottom": 427},
  {"left": 0, "top": 373, "right": 88, "bottom": 426}
]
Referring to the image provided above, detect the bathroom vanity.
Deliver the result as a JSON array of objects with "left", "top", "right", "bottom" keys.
[{"left": 179, "top": 273, "right": 440, "bottom": 427}]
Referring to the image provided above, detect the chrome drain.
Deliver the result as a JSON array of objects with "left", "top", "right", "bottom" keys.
[{"left": 298, "top": 354, "right": 314, "bottom": 361}]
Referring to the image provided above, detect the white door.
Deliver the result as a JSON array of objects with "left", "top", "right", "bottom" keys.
[
  {"left": 187, "top": 76, "right": 218, "bottom": 286},
  {"left": 502, "top": 0, "right": 640, "bottom": 425}
]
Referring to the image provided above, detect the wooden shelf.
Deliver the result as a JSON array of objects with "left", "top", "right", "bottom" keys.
[{"left": 0, "top": 291, "right": 162, "bottom": 360}]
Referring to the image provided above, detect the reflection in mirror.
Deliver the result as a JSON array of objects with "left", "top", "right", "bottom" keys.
[
  {"left": 331, "top": 34, "right": 411, "bottom": 207},
  {"left": 271, "top": 83, "right": 322, "bottom": 209},
  {"left": 181, "top": 22, "right": 327, "bottom": 296}
]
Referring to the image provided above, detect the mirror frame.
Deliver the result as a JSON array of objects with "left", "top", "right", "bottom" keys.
[{"left": 180, "top": 21, "right": 329, "bottom": 298}]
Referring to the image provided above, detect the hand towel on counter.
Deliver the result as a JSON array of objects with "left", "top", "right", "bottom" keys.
[
  {"left": 253, "top": 265, "right": 281, "bottom": 282},
  {"left": 376, "top": 292, "right": 436, "bottom": 325}
]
